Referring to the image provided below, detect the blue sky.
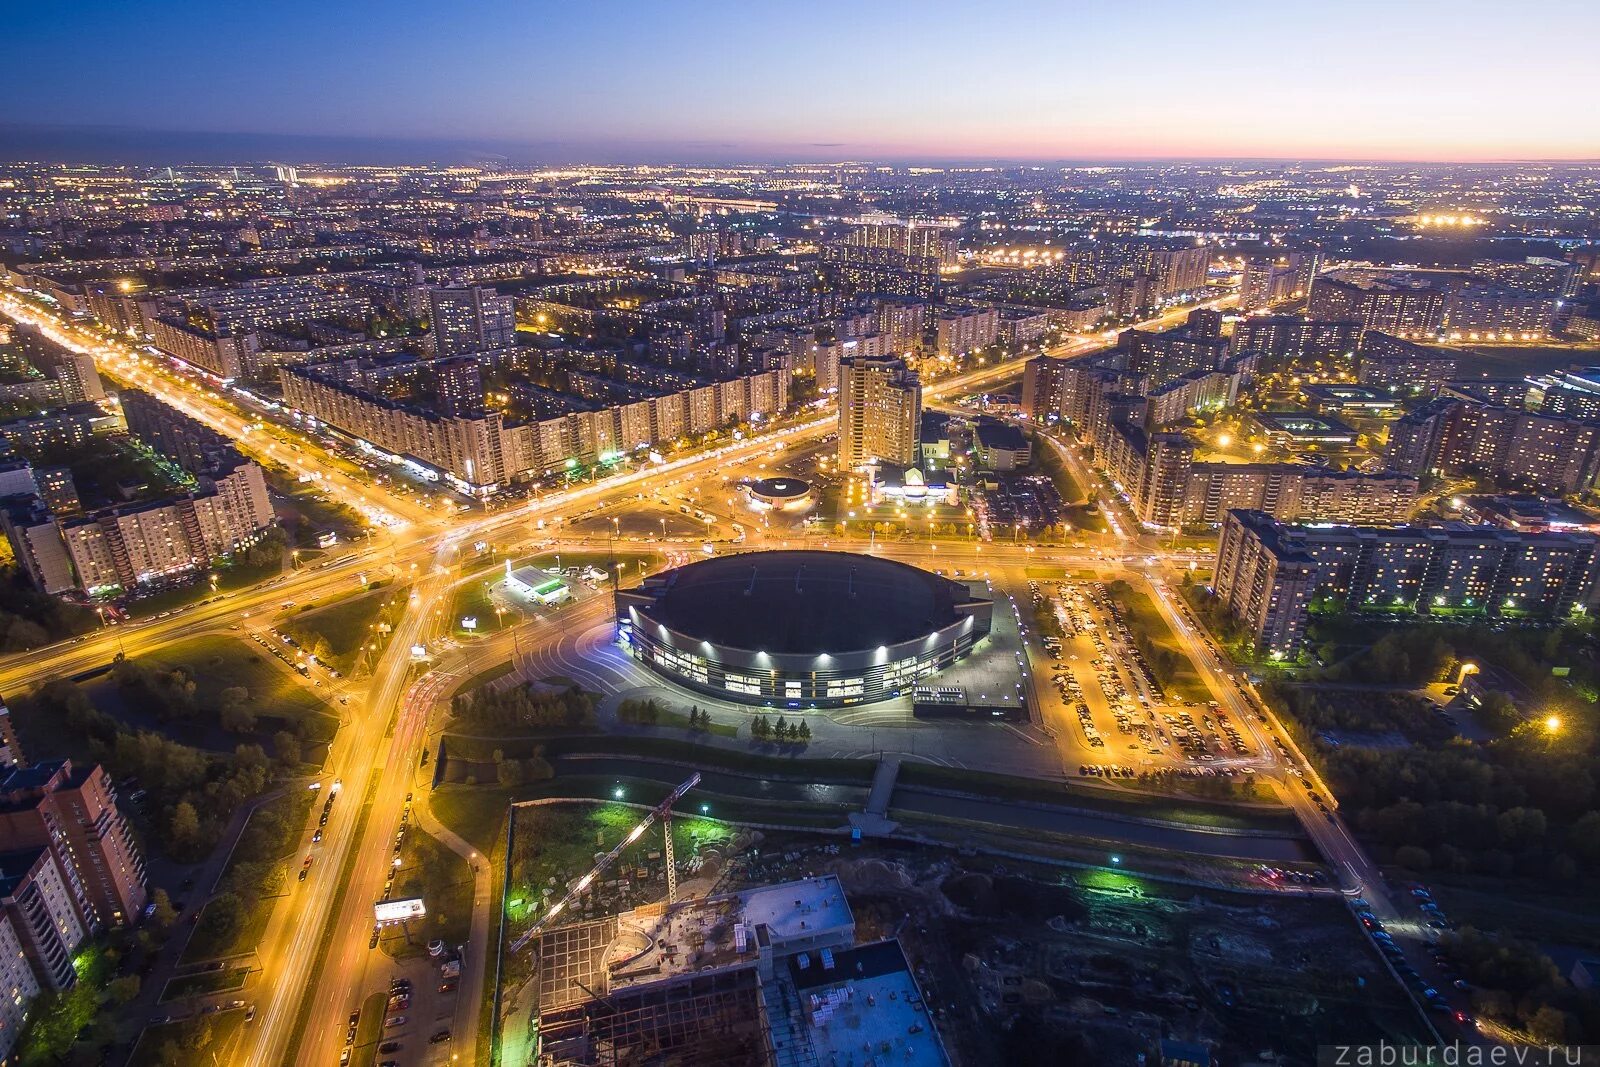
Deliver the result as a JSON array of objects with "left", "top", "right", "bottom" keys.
[{"left": 7, "top": 0, "right": 1598, "bottom": 162}]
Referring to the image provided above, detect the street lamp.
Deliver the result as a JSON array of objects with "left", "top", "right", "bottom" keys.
[{"left": 1544, "top": 714, "right": 1562, "bottom": 735}]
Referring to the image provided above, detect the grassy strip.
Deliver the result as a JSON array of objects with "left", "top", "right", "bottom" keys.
[
  {"left": 457, "top": 661, "right": 515, "bottom": 695},
  {"left": 282, "top": 780, "right": 380, "bottom": 1064},
  {"left": 429, "top": 788, "right": 507, "bottom": 1067},
  {"left": 1105, "top": 580, "right": 1212, "bottom": 702},
  {"left": 282, "top": 587, "right": 400, "bottom": 671},
  {"left": 895, "top": 762, "right": 1297, "bottom": 832},
  {"left": 183, "top": 789, "right": 316, "bottom": 963},
  {"left": 129, "top": 1009, "right": 247, "bottom": 1066},
  {"left": 630, "top": 703, "right": 741, "bottom": 738},
  {"left": 380, "top": 829, "right": 472, "bottom": 960},
  {"left": 350, "top": 989, "right": 388, "bottom": 1067},
  {"left": 508, "top": 776, "right": 854, "bottom": 826},
  {"left": 160, "top": 966, "right": 249, "bottom": 1002},
  {"left": 537, "top": 734, "right": 877, "bottom": 781},
  {"left": 124, "top": 558, "right": 283, "bottom": 619}
]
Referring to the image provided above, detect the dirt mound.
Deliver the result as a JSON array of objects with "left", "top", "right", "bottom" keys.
[
  {"left": 833, "top": 857, "right": 914, "bottom": 893},
  {"left": 942, "top": 873, "right": 1087, "bottom": 923}
]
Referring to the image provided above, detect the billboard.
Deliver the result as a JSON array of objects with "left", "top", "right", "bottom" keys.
[{"left": 374, "top": 898, "right": 426, "bottom": 925}]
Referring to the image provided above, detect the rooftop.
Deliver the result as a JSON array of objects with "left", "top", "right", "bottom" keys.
[
  {"left": 626, "top": 550, "right": 981, "bottom": 656},
  {"left": 0, "top": 847, "right": 49, "bottom": 899},
  {"left": 747, "top": 476, "right": 811, "bottom": 500},
  {"left": 739, "top": 875, "right": 853, "bottom": 943},
  {"left": 1252, "top": 410, "right": 1357, "bottom": 439},
  {"left": 782, "top": 939, "right": 949, "bottom": 1067}
]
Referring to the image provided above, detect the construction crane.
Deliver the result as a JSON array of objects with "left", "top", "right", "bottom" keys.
[{"left": 511, "top": 772, "right": 700, "bottom": 952}]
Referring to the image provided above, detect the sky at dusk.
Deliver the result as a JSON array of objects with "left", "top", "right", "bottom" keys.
[{"left": 6, "top": 0, "right": 1599, "bottom": 164}]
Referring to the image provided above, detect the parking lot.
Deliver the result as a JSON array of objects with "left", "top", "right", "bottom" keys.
[{"left": 1027, "top": 579, "right": 1259, "bottom": 781}]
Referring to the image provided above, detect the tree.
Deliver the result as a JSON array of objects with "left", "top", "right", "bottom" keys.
[
  {"left": 797, "top": 719, "right": 811, "bottom": 743},
  {"left": 196, "top": 893, "right": 244, "bottom": 948},
  {"left": 1477, "top": 690, "right": 1520, "bottom": 734},
  {"left": 107, "top": 975, "right": 141, "bottom": 1005},
  {"left": 773, "top": 715, "right": 789, "bottom": 741},
  {"left": 1570, "top": 811, "right": 1600, "bottom": 865},
  {"left": 147, "top": 887, "right": 178, "bottom": 931},
  {"left": 1527, "top": 1004, "right": 1573, "bottom": 1045},
  {"left": 218, "top": 687, "right": 256, "bottom": 733},
  {"left": 1393, "top": 845, "right": 1432, "bottom": 871},
  {"left": 497, "top": 759, "right": 525, "bottom": 788},
  {"left": 272, "top": 730, "right": 301, "bottom": 766},
  {"left": 168, "top": 801, "right": 201, "bottom": 850},
  {"left": 182, "top": 1017, "right": 215, "bottom": 1052},
  {"left": 752, "top": 715, "right": 769, "bottom": 740}
]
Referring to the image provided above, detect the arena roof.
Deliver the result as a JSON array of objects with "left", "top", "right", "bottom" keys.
[
  {"left": 631, "top": 550, "right": 972, "bottom": 656},
  {"left": 747, "top": 476, "right": 811, "bottom": 500}
]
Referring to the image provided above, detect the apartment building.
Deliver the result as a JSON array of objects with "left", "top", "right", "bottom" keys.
[
  {"left": 1308, "top": 273, "right": 1445, "bottom": 340},
  {"left": 934, "top": 306, "right": 999, "bottom": 357},
  {"left": 0, "top": 908, "right": 41, "bottom": 1061},
  {"left": 1110, "top": 422, "right": 1418, "bottom": 527},
  {"left": 1383, "top": 397, "right": 1600, "bottom": 494},
  {"left": 30, "top": 459, "right": 274, "bottom": 594},
  {"left": 282, "top": 358, "right": 788, "bottom": 491},
  {"left": 1214, "top": 510, "right": 1600, "bottom": 654},
  {"left": 1356, "top": 332, "right": 1459, "bottom": 394},
  {"left": 428, "top": 285, "right": 516, "bottom": 356},
  {"left": 0, "top": 847, "right": 92, "bottom": 991},
  {"left": 1440, "top": 284, "right": 1560, "bottom": 339},
  {"left": 0, "top": 760, "right": 148, "bottom": 930},
  {"left": 838, "top": 355, "right": 921, "bottom": 469},
  {"left": 1229, "top": 316, "right": 1359, "bottom": 368},
  {"left": 0, "top": 402, "right": 115, "bottom": 455}
]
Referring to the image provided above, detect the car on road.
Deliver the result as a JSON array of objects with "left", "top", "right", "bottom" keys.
[{"left": 430, "top": 1029, "right": 452, "bottom": 1044}]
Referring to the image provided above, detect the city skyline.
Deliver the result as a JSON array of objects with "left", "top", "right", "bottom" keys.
[{"left": 7, "top": 0, "right": 1600, "bottom": 164}]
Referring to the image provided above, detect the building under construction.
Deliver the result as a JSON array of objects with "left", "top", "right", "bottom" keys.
[{"left": 527, "top": 875, "right": 948, "bottom": 1067}]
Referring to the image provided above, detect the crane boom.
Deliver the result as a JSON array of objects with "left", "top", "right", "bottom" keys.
[{"left": 511, "top": 772, "right": 700, "bottom": 953}]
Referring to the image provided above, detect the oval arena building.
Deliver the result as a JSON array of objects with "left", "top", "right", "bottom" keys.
[
  {"left": 743, "top": 476, "right": 814, "bottom": 512},
  {"left": 615, "top": 550, "right": 992, "bottom": 707}
]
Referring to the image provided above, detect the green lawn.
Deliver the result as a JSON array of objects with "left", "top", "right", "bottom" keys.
[
  {"left": 1106, "top": 580, "right": 1211, "bottom": 702},
  {"left": 129, "top": 1008, "right": 247, "bottom": 1066},
  {"left": 380, "top": 827, "right": 473, "bottom": 959},
  {"left": 269, "top": 469, "right": 367, "bottom": 546},
  {"left": 451, "top": 577, "right": 508, "bottom": 634},
  {"left": 431, "top": 786, "right": 512, "bottom": 856},
  {"left": 283, "top": 587, "right": 403, "bottom": 669},
  {"left": 160, "top": 966, "right": 249, "bottom": 1002},
  {"left": 1036, "top": 433, "right": 1088, "bottom": 504},
  {"left": 629, "top": 702, "right": 741, "bottom": 738},
  {"left": 184, "top": 790, "right": 315, "bottom": 963},
  {"left": 115, "top": 634, "right": 338, "bottom": 742},
  {"left": 1447, "top": 344, "right": 1595, "bottom": 379},
  {"left": 456, "top": 661, "right": 515, "bottom": 695},
  {"left": 895, "top": 763, "right": 1295, "bottom": 831}
]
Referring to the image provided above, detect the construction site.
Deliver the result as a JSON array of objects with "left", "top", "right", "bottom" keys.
[
  {"left": 491, "top": 776, "right": 1427, "bottom": 1067},
  {"left": 495, "top": 777, "right": 950, "bottom": 1066}
]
